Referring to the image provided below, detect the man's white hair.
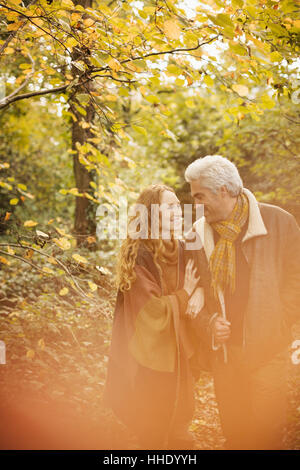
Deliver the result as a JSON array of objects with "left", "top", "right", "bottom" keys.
[{"left": 184, "top": 155, "right": 243, "bottom": 197}]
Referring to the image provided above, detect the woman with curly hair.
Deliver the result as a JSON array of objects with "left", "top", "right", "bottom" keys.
[{"left": 103, "top": 184, "right": 205, "bottom": 450}]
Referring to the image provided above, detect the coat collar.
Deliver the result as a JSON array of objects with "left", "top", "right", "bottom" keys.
[
  {"left": 241, "top": 188, "right": 268, "bottom": 242},
  {"left": 193, "top": 188, "right": 268, "bottom": 261}
]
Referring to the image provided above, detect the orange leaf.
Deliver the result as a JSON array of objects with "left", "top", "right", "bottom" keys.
[
  {"left": 163, "top": 20, "right": 181, "bottom": 40},
  {"left": 26, "top": 349, "right": 35, "bottom": 359},
  {"left": 25, "top": 249, "right": 34, "bottom": 259}
]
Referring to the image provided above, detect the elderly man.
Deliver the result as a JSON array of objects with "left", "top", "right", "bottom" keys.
[{"left": 184, "top": 155, "right": 300, "bottom": 450}]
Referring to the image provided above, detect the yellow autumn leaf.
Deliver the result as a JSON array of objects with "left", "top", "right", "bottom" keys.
[
  {"left": 83, "top": 18, "right": 94, "bottom": 27},
  {"left": 125, "top": 63, "right": 138, "bottom": 72},
  {"left": 59, "top": 287, "right": 69, "bottom": 296},
  {"left": 4, "top": 47, "right": 15, "bottom": 54},
  {"left": 88, "top": 281, "right": 98, "bottom": 292},
  {"left": 0, "top": 256, "right": 10, "bottom": 265},
  {"left": 38, "top": 339, "right": 45, "bottom": 350},
  {"left": 42, "top": 267, "right": 54, "bottom": 274},
  {"left": 26, "top": 349, "right": 35, "bottom": 359},
  {"left": 7, "top": 246, "right": 15, "bottom": 255},
  {"left": 24, "top": 220, "right": 38, "bottom": 227},
  {"left": 9, "top": 198, "right": 19, "bottom": 205},
  {"left": 19, "top": 63, "right": 33, "bottom": 70},
  {"left": 0, "top": 181, "right": 12, "bottom": 190},
  {"left": 7, "top": 21, "right": 23, "bottom": 31},
  {"left": 108, "top": 58, "right": 122, "bottom": 72},
  {"left": 61, "top": 0, "right": 74, "bottom": 7},
  {"left": 232, "top": 84, "right": 249, "bottom": 97},
  {"left": 72, "top": 253, "right": 88, "bottom": 264},
  {"left": 97, "top": 2, "right": 111, "bottom": 15},
  {"left": 80, "top": 121, "right": 90, "bottom": 129},
  {"left": 139, "top": 86, "right": 147, "bottom": 96},
  {"left": 163, "top": 20, "right": 181, "bottom": 40},
  {"left": 54, "top": 226, "right": 71, "bottom": 237},
  {"left": 270, "top": 51, "right": 282, "bottom": 62},
  {"left": 65, "top": 37, "right": 78, "bottom": 49},
  {"left": 9, "top": 311, "right": 19, "bottom": 317},
  {"left": 204, "top": 75, "right": 214, "bottom": 86},
  {"left": 71, "top": 13, "right": 81, "bottom": 22},
  {"left": 31, "top": 18, "right": 45, "bottom": 28},
  {"left": 53, "top": 237, "right": 71, "bottom": 250},
  {"left": 86, "top": 236, "right": 96, "bottom": 244},
  {"left": 69, "top": 187, "right": 79, "bottom": 195}
]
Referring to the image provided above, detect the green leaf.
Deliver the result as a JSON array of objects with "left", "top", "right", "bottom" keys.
[
  {"left": 270, "top": 51, "right": 283, "bottom": 62},
  {"left": 232, "top": 0, "right": 244, "bottom": 7},
  {"left": 145, "top": 95, "right": 160, "bottom": 104},
  {"left": 74, "top": 104, "right": 87, "bottom": 116},
  {"left": 72, "top": 253, "right": 88, "bottom": 264},
  {"left": 132, "top": 125, "right": 147, "bottom": 136},
  {"left": 72, "top": 61, "right": 86, "bottom": 72},
  {"left": 204, "top": 75, "right": 214, "bottom": 86},
  {"left": 208, "top": 13, "right": 234, "bottom": 29},
  {"left": 260, "top": 94, "right": 276, "bottom": 109},
  {"left": 149, "top": 76, "right": 160, "bottom": 87},
  {"left": 175, "top": 78, "right": 185, "bottom": 86},
  {"left": 167, "top": 64, "right": 182, "bottom": 76},
  {"left": 119, "top": 87, "right": 129, "bottom": 97},
  {"left": 229, "top": 42, "right": 247, "bottom": 56},
  {"left": 77, "top": 94, "right": 90, "bottom": 105}
]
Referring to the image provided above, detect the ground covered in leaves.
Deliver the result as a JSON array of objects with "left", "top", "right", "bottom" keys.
[{"left": 0, "top": 265, "right": 299, "bottom": 450}]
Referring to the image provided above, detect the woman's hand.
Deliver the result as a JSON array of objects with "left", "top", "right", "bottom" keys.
[
  {"left": 183, "top": 258, "right": 200, "bottom": 297},
  {"left": 186, "top": 287, "right": 204, "bottom": 318}
]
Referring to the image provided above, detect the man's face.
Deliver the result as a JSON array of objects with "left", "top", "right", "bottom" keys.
[{"left": 190, "top": 180, "right": 227, "bottom": 224}]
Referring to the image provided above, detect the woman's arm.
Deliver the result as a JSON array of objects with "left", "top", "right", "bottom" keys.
[{"left": 125, "top": 264, "right": 193, "bottom": 372}]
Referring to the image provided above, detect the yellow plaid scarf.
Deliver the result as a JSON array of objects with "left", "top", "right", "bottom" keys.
[{"left": 209, "top": 193, "right": 249, "bottom": 298}]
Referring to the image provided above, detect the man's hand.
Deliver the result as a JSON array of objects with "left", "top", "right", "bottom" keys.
[
  {"left": 212, "top": 316, "right": 231, "bottom": 344},
  {"left": 185, "top": 287, "right": 204, "bottom": 319}
]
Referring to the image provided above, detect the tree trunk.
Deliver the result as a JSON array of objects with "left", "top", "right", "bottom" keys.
[{"left": 70, "top": 0, "right": 95, "bottom": 247}]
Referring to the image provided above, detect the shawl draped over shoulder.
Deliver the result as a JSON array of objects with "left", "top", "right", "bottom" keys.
[{"left": 102, "top": 239, "right": 208, "bottom": 444}]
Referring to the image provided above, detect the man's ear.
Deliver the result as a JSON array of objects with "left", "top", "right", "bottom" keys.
[{"left": 220, "top": 185, "right": 228, "bottom": 198}]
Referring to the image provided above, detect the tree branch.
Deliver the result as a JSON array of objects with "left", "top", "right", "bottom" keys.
[
  {"left": 0, "top": 242, "right": 99, "bottom": 301},
  {"left": 0, "top": 0, "right": 37, "bottom": 56},
  {"left": 1, "top": 52, "right": 35, "bottom": 104},
  {"left": 0, "top": 3, "right": 71, "bottom": 54},
  {"left": 90, "top": 35, "right": 220, "bottom": 74},
  {"left": 0, "top": 35, "right": 219, "bottom": 110},
  {"left": 0, "top": 249, "right": 46, "bottom": 274},
  {"left": 0, "top": 83, "right": 70, "bottom": 109}
]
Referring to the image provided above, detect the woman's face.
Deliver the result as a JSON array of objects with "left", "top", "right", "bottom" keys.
[{"left": 159, "top": 190, "right": 182, "bottom": 238}]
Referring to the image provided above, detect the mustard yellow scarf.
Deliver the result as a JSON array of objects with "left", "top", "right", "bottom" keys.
[{"left": 209, "top": 193, "right": 249, "bottom": 298}]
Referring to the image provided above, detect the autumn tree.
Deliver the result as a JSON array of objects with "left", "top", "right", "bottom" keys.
[{"left": 0, "top": 0, "right": 299, "bottom": 243}]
